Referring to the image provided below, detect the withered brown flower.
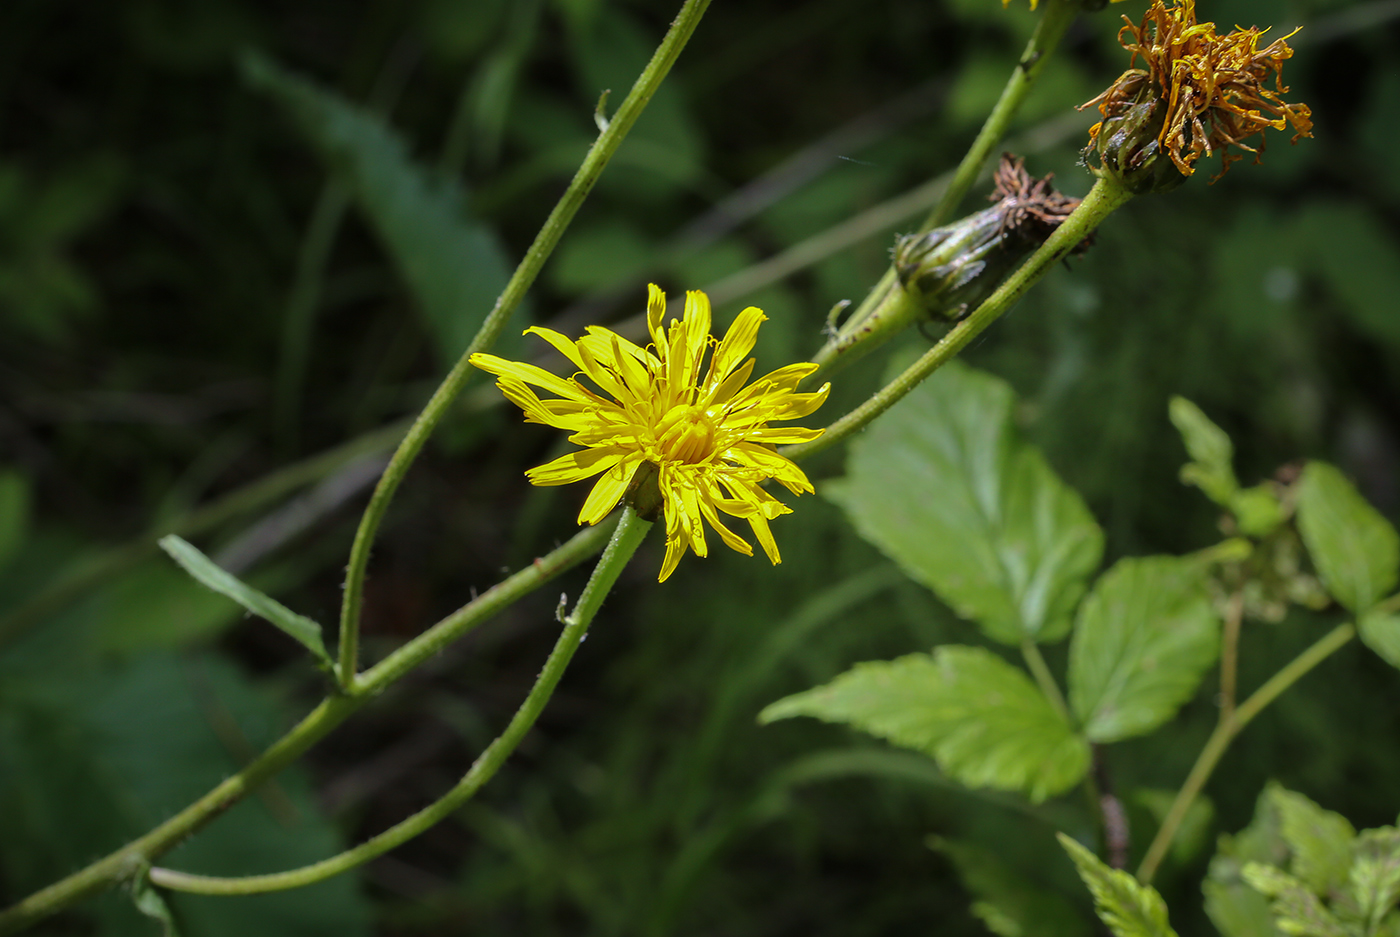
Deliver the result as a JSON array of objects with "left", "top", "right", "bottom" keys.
[{"left": 1081, "top": 0, "right": 1313, "bottom": 188}]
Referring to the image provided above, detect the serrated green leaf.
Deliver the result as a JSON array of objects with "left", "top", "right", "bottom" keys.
[
  {"left": 1242, "top": 863, "right": 1351, "bottom": 937},
  {"left": 0, "top": 469, "right": 29, "bottom": 569},
  {"left": 1058, "top": 833, "right": 1179, "bottom": 937},
  {"left": 932, "top": 837, "right": 1093, "bottom": 937},
  {"left": 158, "top": 536, "right": 331, "bottom": 668},
  {"left": 1295, "top": 462, "right": 1400, "bottom": 614},
  {"left": 1359, "top": 611, "right": 1400, "bottom": 671},
  {"left": 761, "top": 647, "right": 1089, "bottom": 802},
  {"left": 1271, "top": 787, "right": 1356, "bottom": 896},
  {"left": 1169, "top": 396, "right": 1239, "bottom": 507},
  {"left": 1349, "top": 828, "right": 1400, "bottom": 934},
  {"left": 242, "top": 51, "right": 513, "bottom": 367},
  {"left": 825, "top": 360, "right": 1103, "bottom": 645},
  {"left": 1068, "top": 556, "right": 1220, "bottom": 743}
]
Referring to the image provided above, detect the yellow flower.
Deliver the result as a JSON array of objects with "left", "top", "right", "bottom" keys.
[{"left": 470, "top": 286, "right": 830, "bottom": 582}]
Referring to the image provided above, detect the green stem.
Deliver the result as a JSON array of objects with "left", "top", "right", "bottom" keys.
[
  {"left": 1135, "top": 622, "right": 1356, "bottom": 885},
  {"left": 1218, "top": 589, "right": 1245, "bottom": 725},
  {"left": 1021, "top": 638, "right": 1071, "bottom": 723},
  {"left": 784, "top": 176, "right": 1133, "bottom": 465},
  {"left": 147, "top": 509, "right": 651, "bottom": 896},
  {"left": 0, "top": 521, "right": 613, "bottom": 936},
  {"left": 335, "top": 0, "right": 713, "bottom": 688},
  {"left": 925, "top": 0, "right": 1079, "bottom": 231},
  {"left": 812, "top": 0, "right": 1080, "bottom": 371}
]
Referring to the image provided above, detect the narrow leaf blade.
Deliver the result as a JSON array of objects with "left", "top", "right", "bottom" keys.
[
  {"left": 243, "top": 52, "right": 513, "bottom": 366},
  {"left": 158, "top": 536, "right": 331, "bottom": 667},
  {"left": 1295, "top": 461, "right": 1400, "bottom": 613},
  {"left": 761, "top": 647, "right": 1089, "bottom": 802},
  {"left": 1069, "top": 556, "right": 1220, "bottom": 743},
  {"left": 826, "top": 360, "right": 1103, "bottom": 645}
]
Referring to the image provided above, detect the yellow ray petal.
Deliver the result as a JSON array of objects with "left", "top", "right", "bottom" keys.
[
  {"left": 577, "top": 456, "right": 642, "bottom": 525},
  {"left": 708, "top": 306, "right": 766, "bottom": 388},
  {"left": 646, "top": 283, "right": 668, "bottom": 350},
  {"left": 526, "top": 447, "right": 625, "bottom": 486},
  {"left": 470, "top": 353, "right": 588, "bottom": 402}
]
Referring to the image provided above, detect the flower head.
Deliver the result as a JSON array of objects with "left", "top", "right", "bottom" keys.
[
  {"left": 1081, "top": 0, "right": 1312, "bottom": 189},
  {"left": 470, "top": 286, "right": 829, "bottom": 582},
  {"left": 894, "top": 154, "right": 1088, "bottom": 320}
]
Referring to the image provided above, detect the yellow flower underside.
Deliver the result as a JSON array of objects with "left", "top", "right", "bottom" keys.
[{"left": 470, "top": 285, "right": 830, "bottom": 582}]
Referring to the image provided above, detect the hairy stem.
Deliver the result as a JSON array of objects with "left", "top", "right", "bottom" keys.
[
  {"left": 334, "top": 0, "right": 713, "bottom": 687},
  {"left": 783, "top": 176, "right": 1133, "bottom": 464},
  {"left": 0, "top": 521, "right": 613, "bottom": 935},
  {"left": 811, "top": 0, "right": 1080, "bottom": 372},
  {"left": 148, "top": 509, "right": 651, "bottom": 896},
  {"left": 1135, "top": 622, "right": 1356, "bottom": 885}
]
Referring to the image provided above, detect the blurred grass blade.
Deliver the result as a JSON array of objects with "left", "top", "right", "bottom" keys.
[
  {"left": 242, "top": 50, "right": 513, "bottom": 367},
  {"left": 158, "top": 535, "right": 331, "bottom": 668}
]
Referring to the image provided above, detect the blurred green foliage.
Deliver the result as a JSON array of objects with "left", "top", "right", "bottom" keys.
[{"left": 2, "top": 0, "right": 1400, "bottom": 934}]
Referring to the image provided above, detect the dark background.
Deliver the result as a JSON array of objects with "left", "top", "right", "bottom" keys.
[{"left": 1, "top": 0, "right": 1399, "bottom": 934}]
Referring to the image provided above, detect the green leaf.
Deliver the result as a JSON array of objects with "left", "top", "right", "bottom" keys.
[
  {"left": 1058, "top": 833, "right": 1179, "bottom": 937},
  {"left": 932, "top": 837, "right": 1093, "bottom": 937},
  {"left": 1349, "top": 828, "right": 1400, "bottom": 934},
  {"left": 1068, "top": 556, "right": 1220, "bottom": 743},
  {"left": 1205, "top": 786, "right": 1290, "bottom": 937},
  {"left": 131, "top": 874, "right": 182, "bottom": 937},
  {"left": 825, "top": 360, "right": 1103, "bottom": 645},
  {"left": 158, "top": 536, "right": 331, "bottom": 668},
  {"left": 1242, "top": 863, "right": 1350, "bottom": 937},
  {"left": 242, "top": 51, "right": 513, "bottom": 367},
  {"left": 1169, "top": 396, "right": 1239, "bottom": 507},
  {"left": 1271, "top": 786, "right": 1356, "bottom": 896},
  {"left": 0, "top": 652, "right": 371, "bottom": 935},
  {"left": 760, "top": 646, "right": 1089, "bottom": 802},
  {"left": 1295, "top": 462, "right": 1400, "bottom": 613},
  {"left": 1359, "top": 610, "right": 1400, "bottom": 671},
  {"left": 0, "top": 468, "right": 30, "bottom": 569}
]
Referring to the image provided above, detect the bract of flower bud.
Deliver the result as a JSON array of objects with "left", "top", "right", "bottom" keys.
[
  {"left": 1084, "top": 75, "right": 1189, "bottom": 194},
  {"left": 895, "top": 154, "right": 1088, "bottom": 320},
  {"left": 893, "top": 208, "right": 1023, "bottom": 323}
]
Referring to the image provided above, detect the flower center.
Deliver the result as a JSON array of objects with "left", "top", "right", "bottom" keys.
[{"left": 655, "top": 405, "right": 718, "bottom": 464}]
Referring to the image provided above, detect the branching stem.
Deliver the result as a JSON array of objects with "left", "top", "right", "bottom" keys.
[
  {"left": 334, "top": 0, "right": 713, "bottom": 688},
  {"left": 147, "top": 509, "right": 651, "bottom": 897},
  {"left": 1135, "top": 622, "right": 1355, "bottom": 885}
]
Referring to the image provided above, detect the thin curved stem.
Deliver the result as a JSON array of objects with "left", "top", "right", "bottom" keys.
[
  {"left": 335, "top": 0, "right": 713, "bottom": 688},
  {"left": 784, "top": 176, "right": 1134, "bottom": 464},
  {"left": 811, "top": 0, "right": 1080, "bottom": 372},
  {"left": 0, "top": 521, "right": 613, "bottom": 936},
  {"left": 148, "top": 509, "right": 652, "bottom": 896},
  {"left": 1135, "top": 622, "right": 1356, "bottom": 885}
]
